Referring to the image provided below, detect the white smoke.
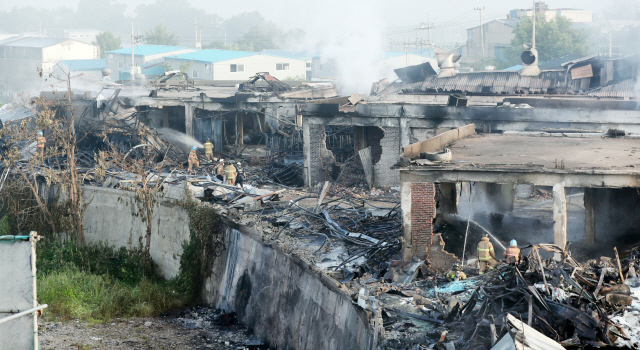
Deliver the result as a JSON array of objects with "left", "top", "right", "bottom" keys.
[{"left": 280, "top": 0, "right": 386, "bottom": 94}]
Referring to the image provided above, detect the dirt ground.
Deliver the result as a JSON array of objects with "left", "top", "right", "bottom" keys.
[{"left": 39, "top": 308, "right": 268, "bottom": 350}]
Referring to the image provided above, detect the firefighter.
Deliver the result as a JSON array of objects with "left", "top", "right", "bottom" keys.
[
  {"left": 445, "top": 262, "right": 466, "bottom": 281},
  {"left": 36, "top": 131, "right": 46, "bottom": 158},
  {"left": 477, "top": 232, "right": 498, "bottom": 274},
  {"left": 203, "top": 139, "right": 214, "bottom": 161},
  {"left": 223, "top": 161, "right": 237, "bottom": 185},
  {"left": 214, "top": 159, "right": 225, "bottom": 181},
  {"left": 235, "top": 162, "right": 245, "bottom": 188},
  {"left": 504, "top": 239, "right": 521, "bottom": 265},
  {"left": 187, "top": 146, "right": 199, "bottom": 173}
]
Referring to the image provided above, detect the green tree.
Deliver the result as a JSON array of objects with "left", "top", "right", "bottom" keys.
[
  {"left": 497, "top": 16, "right": 591, "bottom": 69},
  {"left": 236, "top": 24, "right": 280, "bottom": 52},
  {"left": 145, "top": 23, "right": 179, "bottom": 46},
  {"left": 94, "top": 31, "right": 122, "bottom": 58},
  {"left": 203, "top": 41, "right": 236, "bottom": 50}
]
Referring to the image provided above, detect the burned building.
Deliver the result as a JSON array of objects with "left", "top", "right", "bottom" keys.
[
  {"left": 301, "top": 54, "right": 640, "bottom": 190},
  {"left": 398, "top": 125, "right": 640, "bottom": 261}
]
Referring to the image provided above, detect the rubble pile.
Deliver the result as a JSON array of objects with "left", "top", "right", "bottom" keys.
[{"left": 365, "top": 244, "right": 640, "bottom": 349}]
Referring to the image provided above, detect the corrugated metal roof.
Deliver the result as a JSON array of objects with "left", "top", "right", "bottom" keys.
[
  {"left": 108, "top": 45, "right": 189, "bottom": 56},
  {"left": 168, "top": 49, "right": 257, "bottom": 63},
  {"left": 585, "top": 79, "right": 636, "bottom": 98},
  {"left": 61, "top": 59, "right": 106, "bottom": 71},
  {"left": 401, "top": 70, "right": 569, "bottom": 95}
]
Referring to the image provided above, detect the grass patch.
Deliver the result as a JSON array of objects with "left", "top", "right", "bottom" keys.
[
  {"left": 37, "top": 239, "right": 193, "bottom": 322},
  {"left": 38, "top": 267, "right": 187, "bottom": 322}
]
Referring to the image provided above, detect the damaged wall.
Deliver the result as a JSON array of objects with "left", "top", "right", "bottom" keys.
[
  {"left": 304, "top": 122, "right": 331, "bottom": 186},
  {"left": 203, "top": 220, "right": 373, "bottom": 350},
  {"left": 79, "top": 185, "right": 372, "bottom": 349},
  {"left": 404, "top": 182, "right": 436, "bottom": 260},
  {"left": 304, "top": 119, "right": 401, "bottom": 188},
  {"left": 374, "top": 126, "right": 401, "bottom": 188}
]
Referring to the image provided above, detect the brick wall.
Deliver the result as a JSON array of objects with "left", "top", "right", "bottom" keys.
[
  {"left": 308, "top": 124, "right": 326, "bottom": 186},
  {"left": 374, "top": 126, "right": 401, "bottom": 187},
  {"left": 410, "top": 182, "right": 435, "bottom": 259}
]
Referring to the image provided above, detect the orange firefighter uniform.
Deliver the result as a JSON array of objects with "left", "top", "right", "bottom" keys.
[
  {"left": 37, "top": 134, "right": 46, "bottom": 158},
  {"left": 477, "top": 236, "right": 498, "bottom": 274},
  {"left": 224, "top": 163, "right": 237, "bottom": 185},
  {"left": 504, "top": 245, "right": 521, "bottom": 265},
  {"left": 203, "top": 140, "right": 214, "bottom": 161},
  {"left": 215, "top": 159, "right": 225, "bottom": 181},
  {"left": 188, "top": 150, "right": 199, "bottom": 172}
]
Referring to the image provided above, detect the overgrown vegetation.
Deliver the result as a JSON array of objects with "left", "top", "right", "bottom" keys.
[
  {"left": 36, "top": 238, "right": 190, "bottom": 322},
  {"left": 28, "top": 193, "right": 226, "bottom": 322},
  {"left": 175, "top": 196, "right": 226, "bottom": 301}
]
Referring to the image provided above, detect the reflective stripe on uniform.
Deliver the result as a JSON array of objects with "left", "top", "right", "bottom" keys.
[{"left": 478, "top": 256, "right": 493, "bottom": 261}]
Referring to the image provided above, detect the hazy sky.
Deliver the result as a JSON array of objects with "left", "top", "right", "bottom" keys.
[{"left": 3, "top": 0, "right": 610, "bottom": 30}]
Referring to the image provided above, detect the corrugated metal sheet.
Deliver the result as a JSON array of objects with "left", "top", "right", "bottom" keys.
[
  {"left": 401, "top": 71, "right": 568, "bottom": 95},
  {"left": 379, "top": 55, "right": 636, "bottom": 98},
  {"left": 585, "top": 79, "right": 635, "bottom": 98}
]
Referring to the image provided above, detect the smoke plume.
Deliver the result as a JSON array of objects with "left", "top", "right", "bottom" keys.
[{"left": 281, "top": 0, "right": 386, "bottom": 94}]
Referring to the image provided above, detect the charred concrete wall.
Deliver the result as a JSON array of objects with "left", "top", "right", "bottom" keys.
[
  {"left": 203, "top": 220, "right": 373, "bottom": 350},
  {"left": 303, "top": 118, "right": 402, "bottom": 188},
  {"left": 81, "top": 185, "right": 191, "bottom": 279},
  {"left": 80, "top": 185, "right": 372, "bottom": 349},
  {"left": 303, "top": 122, "right": 330, "bottom": 186}
]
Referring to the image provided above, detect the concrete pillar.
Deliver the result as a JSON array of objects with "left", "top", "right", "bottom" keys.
[
  {"left": 162, "top": 107, "right": 169, "bottom": 129},
  {"left": 584, "top": 188, "right": 595, "bottom": 245},
  {"left": 399, "top": 117, "right": 411, "bottom": 149},
  {"left": 184, "top": 104, "right": 193, "bottom": 137},
  {"left": 236, "top": 112, "right": 244, "bottom": 145},
  {"left": 302, "top": 118, "right": 311, "bottom": 187},
  {"left": 438, "top": 183, "right": 458, "bottom": 216},
  {"left": 553, "top": 183, "right": 567, "bottom": 260},
  {"left": 401, "top": 179, "right": 412, "bottom": 261}
]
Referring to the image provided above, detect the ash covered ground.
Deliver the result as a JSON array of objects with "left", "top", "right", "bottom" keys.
[{"left": 39, "top": 307, "right": 268, "bottom": 350}]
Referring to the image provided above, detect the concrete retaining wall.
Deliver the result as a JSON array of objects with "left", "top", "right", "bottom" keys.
[
  {"left": 81, "top": 185, "right": 190, "bottom": 279},
  {"left": 81, "top": 186, "right": 373, "bottom": 349},
  {"left": 203, "top": 220, "right": 373, "bottom": 350}
]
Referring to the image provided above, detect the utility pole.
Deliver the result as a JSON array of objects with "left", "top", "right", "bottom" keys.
[
  {"left": 531, "top": 0, "right": 536, "bottom": 50},
  {"left": 427, "top": 13, "right": 432, "bottom": 57},
  {"left": 474, "top": 7, "right": 485, "bottom": 58},
  {"left": 195, "top": 16, "right": 201, "bottom": 49},
  {"left": 130, "top": 22, "right": 144, "bottom": 78},
  {"left": 131, "top": 21, "right": 134, "bottom": 76}
]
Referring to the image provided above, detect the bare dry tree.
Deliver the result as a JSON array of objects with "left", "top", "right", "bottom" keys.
[
  {"left": 95, "top": 141, "right": 178, "bottom": 263},
  {"left": 0, "top": 68, "right": 87, "bottom": 242}
]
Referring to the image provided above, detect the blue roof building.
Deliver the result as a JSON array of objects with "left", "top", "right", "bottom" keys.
[
  {"left": 106, "top": 44, "right": 195, "bottom": 81},
  {"left": 165, "top": 49, "right": 257, "bottom": 63},
  {"left": 163, "top": 49, "right": 308, "bottom": 81}
]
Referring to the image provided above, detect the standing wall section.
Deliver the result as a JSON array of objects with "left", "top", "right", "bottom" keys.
[
  {"left": 407, "top": 182, "right": 436, "bottom": 260},
  {"left": 81, "top": 185, "right": 191, "bottom": 279},
  {"left": 203, "top": 220, "right": 373, "bottom": 350},
  {"left": 374, "top": 126, "right": 401, "bottom": 188},
  {"left": 304, "top": 122, "right": 328, "bottom": 186}
]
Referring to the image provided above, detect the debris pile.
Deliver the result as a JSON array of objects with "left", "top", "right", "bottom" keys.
[{"left": 366, "top": 243, "right": 640, "bottom": 349}]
